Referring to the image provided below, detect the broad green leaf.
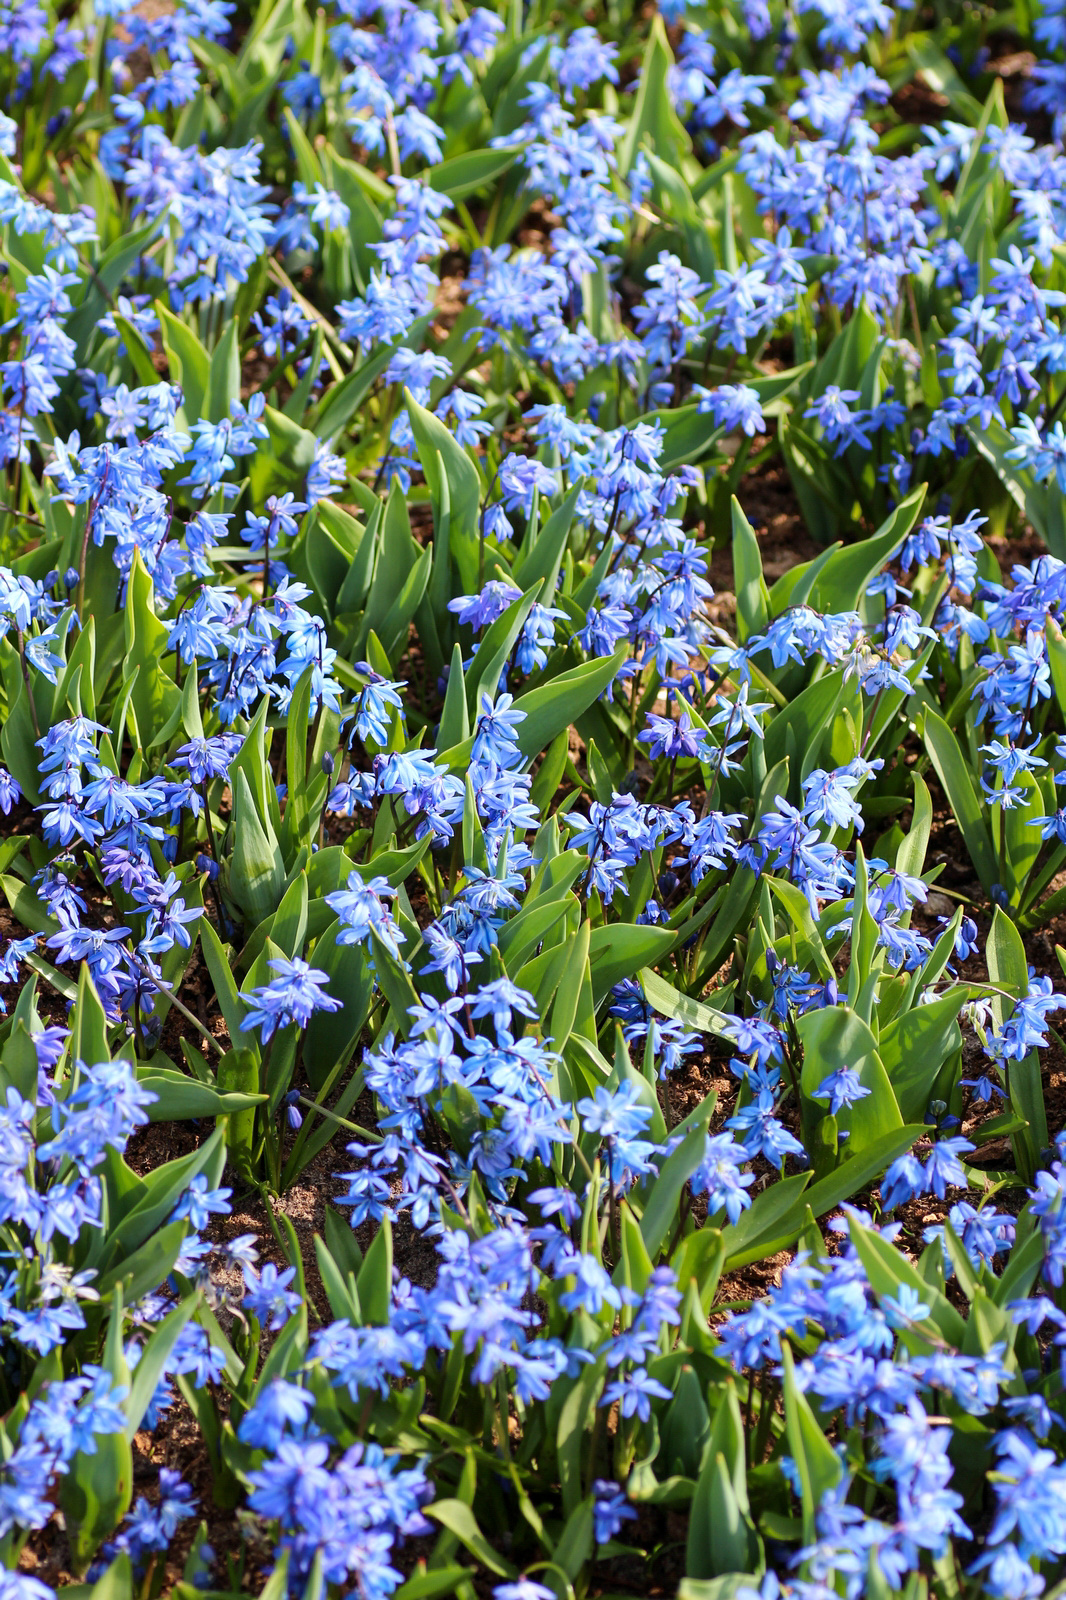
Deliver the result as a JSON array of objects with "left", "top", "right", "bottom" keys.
[
  {"left": 641, "top": 1102, "right": 715, "bottom": 1256},
  {"left": 617, "top": 14, "right": 691, "bottom": 174},
  {"left": 393, "top": 1569, "right": 470, "bottom": 1600},
  {"left": 721, "top": 1126, "right": 924, "bottom": 1270},
  {"left": 355, "top": 1216, "right": 392, "bottom": 1324},
  {"left": 465, "top": 581, "right": 542, "bottom": 713},
  {"left": 70, "top": 963, "right": 111, "bottom": 1067},
  {"left": 429, "top": 145, "right": 521, "bottom": 201},
  {"left": 556, "top": 1356, "right": 605, "bottom": 1516},
  {"left": 796, "top": 1005, "right": 903, "bottom": 1161},
  {"left": 987, "top": 905, "right": 1047, "bottom": 1177},
  {"left": 303, "top": 919, "right": 375, "bottom": 1091},
  {"left": 156, "top": 301, "right": 210, "bottom": 421},
  {"left": 512, "top": 647, "right": 627, "bottom": 764},
  {"left": 849, "top": 1215, "right": 967, "bottom": 1346},
  {"left": 124, "top": 1294, "right": 199, "bottom": 1439},
  {"left": 206, "top": 314, "right": 241, "bottom": 422},
  {"left": 313, "top": 329, "right": 425, "bottom": 443},
  {"left": 426, "top": 1501, "right": 518, "bottom": 1579},
  {"left": 639, "top": 967, "right": 734, "bottom": 1043},
  {"left": 60, "top": 1289, "right": 134, "bottom": 1572},
  {"left": 137, "top": 1066, "right": 265, "bottom": 1123},
  {"left": 229, "top": 769, "right": 286, "bottom": 927},
  {"left": 808, "top": 485, "right": 926, "bottom": 615},
  {"left": 588, "top": 922, "right": 676, "bottom": 1002},
  {"left": 782, "top": 1344, "right": 842, "bottom": 1545},
  {"left": 732, "top": 496, "right": 770, "bottom": 644},
  {"left": 921, "top": 707, "right": 997, "bottom": 895},
  {"left": 512, "top": 480, "right": 582, "bottom": 597},
  {"left": 878, "top": 992, "right": 964, "bottom": 1124},
  {"left": 405, "top": 388, "right": 482, "bottom": 594},
  {"left": 200, "top": 919, "right": 248, "bottom": 1051},
  {"left": 123, "top": 549, "right": 179, "bottom": 748}
]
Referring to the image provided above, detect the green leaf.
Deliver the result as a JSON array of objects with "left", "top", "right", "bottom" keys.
[
  {"left": 721, "top": 1127, "right": 924, "bottom": 1270},
  {"left": 302, "top": 919, "right": 375, "bottom": 1091},
  {"left": 762, "top": 670, "right": 846, "bottom": 777},
  {"left": 808, "top": 485, "right": 927, "bottom": 615},
  {"left": 258, "top": 403, "right": 319, "bottom": 499},
  {"left": 678, "top": 1580, "right": 768, "bottom": 1600},
  {"left": 465, "top": 581, "right": 542, "bottom": 713},
  {"left": 271, "top": 869, "right": 309, "bottom": 959},
  {"left": 848, "top": 1215, "right": 967, "bottom": 1346},
  {"left": 1003, "top": 767, "right": 1045, "bottom": 907},
  {"left": 987, "top": 905, "right": 1047, "bottom": 1177},
  {"left": 137, "top": 1066, "right": 265, "bottom": 1123},
  {"left": 512, "top": 480, "right": 582, "bottom": 597},
  {"left": 206, "top": 314, "right": 241, "bottom": 423},
  {"left": 217, "top": 1046, "right": 259, "bottom": 1166},
  {"left": 92, "top": 1215, "right": 188, "bottom": 1305},
  {"left": 878, "top": 992, "right": 964, "bottom": 1124},
  {"left": 157, "top": 301, "right": 210, "bottom": 421},
  {"left": 687, "top": 1381, "right": 756, "bottom": 1578},
  {"left": 405, "top": 387, "right": 482, "bottom": 594},
  {"left": 61, "top": 1295, "right": 135, "bottom": 1572},
  {"left": 124, "top": 1294, "right": 199, "bottom": 1439},
  {"left": 921, "top": 707, "right": 997, "bottom": 895},
  {"left": 639, "top": 967, "right": 734, "bottom": 1043},
  {"left": 357, "top": 479, "right": 420, "bottom": 652},
  {"left": 966, "top": 415, "right": 1066, "bottom": 560},
  {"left": 113, "top": 313, "right": 159, "bottom": 387},
  {"left": 312, "top": 334, "right": 414, "bottom": 442},
  {"left": 66, "top": 218, "right": 162, "bottom": 359},
  {"left": 768, "top": 541, "right": 842, "bottom": 616},
  {"left": 719, "top": 1173, "right": 811, "bottom": 1270},
  {"left": 1046, "top": 615, "right": 1066, "bottom": 721},
  {"left": 393, "top": 1568, "right": 470, "bottom": 1600},
  {"left": 896, "top": 772, "right": 932, "bottom": 881},
  {"left": 1, "top": 1011, "right": 42, "bottom": 1105},
  {"left": 370, "top": 930, "right": 421, "bottom": 1039},
  {"left": 905, "top": 36, "right": 984, "bottom": 121},
  {"left": 70, "top": 963, "right": 111, "bottom": 1067},
  {"left": 617, "top": 14, "right": 691, "bottom": 175},
  {"left": 355, "top": 1216, "right": 393, "bottom": 1324},
  {"left": 0, "top": 645, "right": 43, "bottom": 803},
  {"left": 123, "top": 549, "right": 179, "bottom": 746},
  {"left": 377, "top": 544, "right": 432, "bottom": 666},
  {"left": 588, "top": 922, "right": 676, "bottom": 1002},
  {"left": 641, "top": 1102, "right": 715, "bottom": 1256},
  {"left": 732, "top": 496, "right": 770, "bottom": 644},
  {"left": 556, "top": 1356, "right": 605, "bottom": 1516},
  {"left": 437, "top": 642, "right": 470, "bottom": 750},
  {"left": 782, "top": 1344, "right": 842, "bottom": 1545},
  {"left": 511, "top": 647, "right": 627, "bottom": 764},
  {"left": 429, "top": 145, "right": 521, "bottom": 201},
  {"left": 229, "top": 769, "right": 286, "bottom": 927},
  {"left": 426, "top": 1501, "right": 518, "bottom": 1579},
  {"left": 101, "top": 1126, "right": 225, "bottom": 1267},
  {"left": 796, "top": 1005, "right": 903, "bottom": 1162},
  {"left": 767, "top": 878, "right": 834, "bottom": 983},
  {"left": 658, "top": 1362, "right": 711, "bottom": 1479},
  {"left": 200, "top": 919, "right": 247, "bottom": 1050},
  {"left": 282, "top": 104, "right": 324, "bottom": 190}
]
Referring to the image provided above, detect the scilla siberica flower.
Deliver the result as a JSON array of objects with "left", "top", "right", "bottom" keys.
[
  {"left": 240, "top": 956, "right": 341, "bottom": 1042},
  {"left": 325, "top": 871, "right": 406, "bottom": 961},
  {"left": 691, "top": 1131, "right": 755, "bottom": 1223}
]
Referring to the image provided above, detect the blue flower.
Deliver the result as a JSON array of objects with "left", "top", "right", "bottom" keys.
[{"left": 240, "top": 956, "right": 341, "bottom": 1041}]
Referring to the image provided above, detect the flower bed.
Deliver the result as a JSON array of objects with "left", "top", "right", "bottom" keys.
[{"left": 2, "top": 1, "right": 1066, "bottom": 1597}]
